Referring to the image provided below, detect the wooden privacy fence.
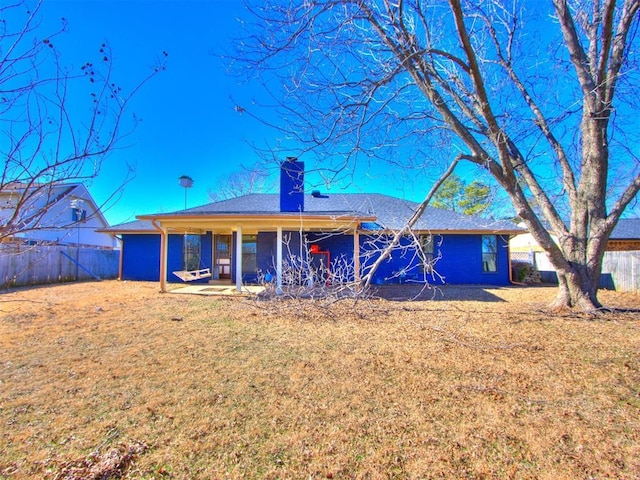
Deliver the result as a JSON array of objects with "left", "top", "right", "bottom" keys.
[
  {"left": 0, "top": 245, "right": 119, "bottom": 288},
  {"left": 600, "top": 251, "right": 640, "bottom": 292},
  {"left": 514, "top": 250, "right": 640, "bottom": 292}
]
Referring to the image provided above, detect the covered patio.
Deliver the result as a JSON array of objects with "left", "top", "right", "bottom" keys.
[{"left": 138, "top": 213, "right": 371, "bottom": 294}]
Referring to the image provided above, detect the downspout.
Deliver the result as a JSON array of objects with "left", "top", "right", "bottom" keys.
[{"left": 151, "top": 219, "right": 168, "bottom": 293}]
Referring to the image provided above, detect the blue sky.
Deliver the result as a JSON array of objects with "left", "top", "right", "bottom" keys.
[
  {"left": 9, "top": 1, "right": 639, "bottom": 225},
  {"left": 32, "top": 0, "right": 464, "bottom": 226},
  {"left": 33, "top": 0, "right": 280, "bottom": 224}
]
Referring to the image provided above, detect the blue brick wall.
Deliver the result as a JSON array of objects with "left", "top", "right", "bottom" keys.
[
  {"left": 121, "top": 234, "right": 160, "bottom": 281},
  {"left": 122, "top": 232, "right": 212, "bottom": 283},
  {"left": 121, "top": 231, "right": 512, "bottom": 286},
  {"left": 359, "top": 234, "right": 424, "bottom": 284},
  {"left": 254, "top": 231, "right": 303, "bottom": 280},
  {"left": 359, "top": 233, "right": 511, "bottom": 285},
  {"left": 257, "top": 231, "right": 277, "bottom": 278},
  {"left": 435, "top": 234, "right": 510, "bottom": 285}
]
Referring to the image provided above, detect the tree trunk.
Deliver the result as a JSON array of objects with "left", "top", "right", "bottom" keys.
[{"left": 549, "top": 266, "right": 602, "bottom": 313}]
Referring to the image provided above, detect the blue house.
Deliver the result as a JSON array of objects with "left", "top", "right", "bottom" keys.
[{"left": 102, "top": 160, "right": 522, "bottom": 292}]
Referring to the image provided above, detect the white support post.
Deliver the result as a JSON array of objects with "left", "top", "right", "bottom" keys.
[
  {"left": 354, "top": 228, "right": 360, "bottom": 284},
  {"left": 154, "top": 221, "right": 168, "bottom": 293},
  {"left": 210, "top": 231, "right": 217, "bottom": 281},
  {"left": 276, "top": 226, "right": 283, "bottom": 295},
  {"left": 235, "top": 226, "right": 243, "bottom": 292},
  {"left": 160, "top": 232, "right": 167, "bottom": 292}
]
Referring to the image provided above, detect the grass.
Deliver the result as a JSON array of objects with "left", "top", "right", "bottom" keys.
[{"left": 0, "top": 281, "right": 639, "bottom": 479}]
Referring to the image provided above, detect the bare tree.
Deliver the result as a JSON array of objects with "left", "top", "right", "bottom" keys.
[
  {"left": 253, "top": 225, "right": 439, "bottom": 317},
  {"left": 0, "top": 0, "right": 165, "bottom": 242},
  {"left": 234, "top": 0, "right": 640, "bottom": 312},
  {"left": 207, "top": 165, "right": 275, "bottom": 202}
]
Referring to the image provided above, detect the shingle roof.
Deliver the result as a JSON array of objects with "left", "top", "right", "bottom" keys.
[
  {"left": 1, "top": 182, "right": 110, "bottom": 229},
  {"left": 119, "top": 193, "right": 521, "bottom": 234},
  {"left": 611, "top": 218, "right": 640, "bottom": 240},
  {"left": 99, "top": 219, "right": 154, "bottom": 233}
]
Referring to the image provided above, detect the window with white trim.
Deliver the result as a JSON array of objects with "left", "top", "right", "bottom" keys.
[
  {"left": 242, "top": 234, "right": 257, "bottom": 274},
  {"left": 420, "top": 234, "right": 435, "bottom": 272},
  {"left": 482, "top": 235, "right": 497, "bottom": 273},
  {"left": 183, "top": 234, "right": 201, "bottom": 271}
]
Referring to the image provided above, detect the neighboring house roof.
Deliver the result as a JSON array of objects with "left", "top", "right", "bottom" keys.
[
  {"left": 0, "top": 182, "right": 110, "bottom": 229},
  {"left": 510, "top": 217, "right": 640, "bottom": 253},
  {"left": 103, "top": 193, "right": 522, "bottom": 234},
  {"left": 610, "top": 218, "right": 640, "bottom": 240},
  {"left": 1, "top": 182, "right": 115, "bottom": 248},
  {"left": 99, "top": 219, "right": 155, "bottom": 234}
]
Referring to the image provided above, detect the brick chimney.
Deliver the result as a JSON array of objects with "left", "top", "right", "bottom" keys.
[{"left": 280, "top": 157, "right": 304, "bottom": 212}]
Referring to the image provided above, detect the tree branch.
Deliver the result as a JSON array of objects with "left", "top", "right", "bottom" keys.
[{"left": 361, "top": 156, "right": 461, "bottom": 289}]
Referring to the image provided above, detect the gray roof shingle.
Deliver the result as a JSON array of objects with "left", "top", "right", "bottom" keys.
[
  {"left": 118, "top": 193, "right": 521, "bottom": 233},
  {"left": 99, "top": 219, "right": 154, "bottom": 233},
  {"left": 611, "top": 218, "right": 640, "bottom": 240}
]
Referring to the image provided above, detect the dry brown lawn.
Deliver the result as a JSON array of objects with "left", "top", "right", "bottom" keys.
[{"left": 0, "top": 281, "right": 639, "bottom": 479}]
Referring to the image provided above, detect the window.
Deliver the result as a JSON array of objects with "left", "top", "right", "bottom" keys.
[
  {"left": 482, "top": 235, "right": 497, "bottom": 273},
  {"left": 71, "top": 208, "right": 86, "bottom": 222},
  {"left": 242, "top": 234, "right": 257, "bottom": 274},
  {"left": 183, "top": 234, "right": 201, "bottom": 271},
  {"left": 420, "top": 234, "right": 435, "bottom": 272}
]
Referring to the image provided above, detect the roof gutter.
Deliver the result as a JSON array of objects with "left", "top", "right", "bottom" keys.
[
  {"left": 150, "top": 218, "right": 163, "bottom": 233},
  {"left": 136, "top": 213, "right": 376, "bottom": 222}
]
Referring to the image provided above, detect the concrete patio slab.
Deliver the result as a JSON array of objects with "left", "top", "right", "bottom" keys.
[{"left": 169, "top": 285, "right": 265, "bottom": 296}]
